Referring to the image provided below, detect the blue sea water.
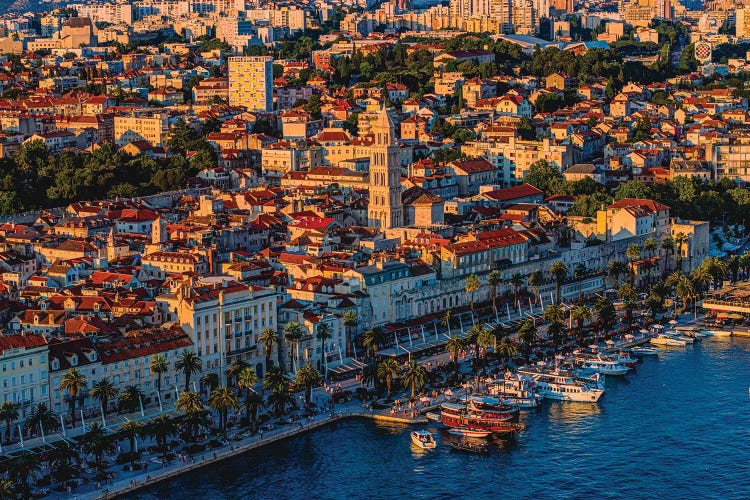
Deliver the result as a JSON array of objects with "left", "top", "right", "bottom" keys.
[{"left": 132, "top": 338, "right": 750, "bottom": 500}]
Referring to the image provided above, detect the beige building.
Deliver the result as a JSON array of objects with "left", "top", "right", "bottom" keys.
[
  {"left": 0, "top": 334, "right": 50, "bottom": 430},
  {"left": 114, "top": 113, "right": 169, "bottom": 147},
  {"left": 228, "top": 56, "right": 274, "bottom": 112},
  {"left": 159, "top": 278, "right": 278, "bottom": 378}
]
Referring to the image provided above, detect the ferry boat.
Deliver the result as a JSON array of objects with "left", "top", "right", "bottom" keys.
[
  {"left": 434, "top": 398, "right": 521, "bottom": 434},
  {"left": 517, "top": 367, "right": 604, "bottom": 403},
  {"left": 650, "top": 333, "right": 687, "bottom": 346},
  {"left": 410, "top": 430, "right": 436, "bottom": 449},
  {"left": 447, "top": 427, "right": 492, "bottom": 438}
]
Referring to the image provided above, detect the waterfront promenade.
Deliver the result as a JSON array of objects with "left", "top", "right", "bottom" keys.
[{"left": 77, "top": 403, "right": 438, "bottom": 500}]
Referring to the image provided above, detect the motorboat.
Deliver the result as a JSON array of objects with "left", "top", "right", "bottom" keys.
[
  {"left": 650, "top": 333, "right": 687, "bottom": 347},
  {"left": 630, "top": 346, "right": 661, "bottom": 356},
  {"left": 447, "top": 441, "right": 489, "bottom": 454},
  {"left": 501, "top": 396, "right": 541, "bottom": 409},
  {"left": 579, "top": 357, "right": 630, "bottom": 376},
  {"left": 705, "top": 329, "right": 732, "bottom": 337},
  {"left": 488, "top": 374, "right": 541, "bottom": 408},
  {"left": 410, "top": 430, "right": 436, "bottom": 449},
  {"left": 448, "top": 427, "right": 492, "bottom": 438}
]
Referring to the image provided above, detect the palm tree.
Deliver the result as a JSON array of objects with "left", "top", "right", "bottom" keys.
[
  {"left": 570, "top": 304, "right": 592, "bottom": 332},
  {"left": 517, "top": 320, "right": 537, "bottom": 356},
  {"left": 226, "top": 360, "right": 249, "bottom": 389},
  {"left": 674, "top": 232, "right": 687, "bottom": 272},
  {"left": 528, "top": 269, "right": 544, "bottom": 304},
  {"left": 377, "top": 358, "right": 401, "bottom": 399},
  {"left": 496, "top": 338, "right": 518, "bottom": 364},
  {"left": 465, "top": 274, "right": 481, "bottom": 312},
  {"left": 617, "top": 283, "right": 638, "bottom": 329},
  {"left": 7, "top": 451, "right": 41, "bottom": 500},
  {"left": 176, "top": 391, "right": 204, "bottom": 442},
  {"left": 284, "top": 321, "right": 305, "bottom": 373},
  {"left": 739, "top": 252, "right": 750, "bottom": 279},
  {"left": 200, "top": 373, "right": 219, "bottom": 394},
  {"left": 547, "top": 320, "right": 566, "bottom": 346},
  {"left": 508, "top": 272, "right": 524, "bottom": 304},
  {"left": 727, "top": 255, "right": 741, "bottom": 283},
  {"left": 118, "top": 385, "right": 143, "bottom": 414},
  {"left": 242, "top": 391, "right": 264, "bottom": 431},
  {"left": 343, "top": 310, "right": 359, "bottom": 358},
  {"left": 145, "top": 414, "right": 177, "bottom": 460},
  {"left": 644, "top": 237, "right": 658, "bottom": 259},
  {"left": 24, "top": 403, "right": 58, "bottom": 438},
  {"left": 90, "top": 379, "right": 117, "bottom": 417},
  {"left": 402, "top": 361, "right": 427, "bottom": 398},
  {"left": 440, "top": 310, "right": 453, "bottom": 335},
  {"left": 316, "top": 323, "right": 333, "bottom": 373},
  {"left": 150, "top": 354, "right": 168, "bottom": 400},
  {"left": 445, "top": 336, "right": 465, "bottom": 369},
  {"left": 267, "top": 384, "right": 295, "bottom": 416},
  {"left": 594, "top": 295, "right": 616, "bottom": 331},
  {"left": 487, "top": 270, "right": 503, "bottom": 314},
  {"left": 467, "top": 323, "right": 485, "bottom": 347},
  {"left": 83, "top": 421, "right": 114, "bottom": 470},
  {"left": 295, "top": 362, "right": 322, "bottom": 407},
  {"left": 48, "top": 441, "right": 78, "bottom": 483},
  {"left": 263, "top": 366, "right": 288, "bottom": 392},
  {"left": 661, "top": 236, "right": 675, "bottom": 276},
  {"left": 0, "top": 401, "right": 17, "bottom": 443},
  {"left": 543, "top": 304, "right": 565, "bottom": 325},
  {"left": 259, "top": 327, "right": 280, "bottom": 370},
  {"left": 208, "top": 386, "right": 239, "bottom": 433},
  {"left": 59, "top": 368, "right": 86, "bottom": 426},
  {"left": 176, "top": 350, "right": 202, "bottom": 392},
  {"left": 550, "top": 262, "right": 568, "bottom": 304},
  {"left": 237, "top": 366, "right": 258, "bottom": 398},
  {"left": 607, "top": 260, "right": 628, "bottom": 288},
  {"left": 668, "top": 271, "right": 695, "bottom": 313},
  {"left": 361, "top": 326, "right": 388, "bottom": 356},
  {"left": 475, "top": 327, "right": 495, "bottom": 369},
  {"left": 118, "top": 419, "right": 143, "bottom": 455},
  {"left": 626, "top": 243, "right": 642, "bottom": 285}
]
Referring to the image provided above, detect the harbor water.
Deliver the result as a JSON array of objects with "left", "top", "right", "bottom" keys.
[{"left": 131, "top": 337, "right": 750, "bottom": 499}]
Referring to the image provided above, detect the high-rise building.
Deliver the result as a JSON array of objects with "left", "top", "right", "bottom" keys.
[
  {"left": 551, "top": 0, "right": 572, "bottom": 13},
  {"left": 737, "top": 8, "right": 750, "bottom": 39},
  {"left": 367, "top": 107, "right": 403, "bottom": 230},
  {"left": 228, "top": 56, "right": 274, "bottom": 112}
]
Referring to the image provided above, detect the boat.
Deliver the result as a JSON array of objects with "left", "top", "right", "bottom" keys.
[
  {"left": 488, "top": 374, "right": 541, "bottom": 408},
  {"left": 630, "top": 346, "right": 661, "bottom": 356},
  {"left": 437, "top": 398, "right": 521, "bottom": 434},
  {"left": 447, "top": 441, "right": 489, "bottom": 454},
  {"left": 615, "top": 352, "right": 638, "bottom": 368},
  {"left": 410, "top": 430, "right": 436, "bottom": 449},
  {"left": 650, "top": 333, "right": 687, "bottom": 346},
  {"left": 579, "top": 357, "right": 630, "bottom": 376},
  {"left": 517, "top": 367, "right": 605, "bottom": 403},
  {"left": 705, "top": 329, "right": 732, "bottom": 337},
  {"left": 448, "top": 427, "right": 492, "bottom": 438}
]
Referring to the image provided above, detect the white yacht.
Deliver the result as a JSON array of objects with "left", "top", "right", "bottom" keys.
[
  {"left": 517, "top": 368, "right": 604, "bottom": 403},
  {"left": 410, "top": 430, "right": 436, "bottom": 449},
  {"left": 579, "top": 358, "right": 630, "bottom": 376}
]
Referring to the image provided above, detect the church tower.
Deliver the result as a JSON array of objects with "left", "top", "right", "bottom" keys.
[{"left": 367, "top": 106, "right": 403, "bottom": 230}]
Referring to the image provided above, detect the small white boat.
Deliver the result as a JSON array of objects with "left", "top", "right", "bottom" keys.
[
  {"left": 411, "top": 430, "right": 437, "bottom": 449},
  {"left": 631, "top": 347, "right": 661, "bottom": 356},
  {"left": 651, "top": 334, "right": 687, "bottom": 347},
  {"left": 448, "top": 427, "right": 492, "bottom": 438},
  {"left": 707, "top": 329, "right": 732, "bottom": 338},
  {"left": 580, "top": 358, "right": 630, "bottom": 376},
  {"left": 501, "top": 396, "right": 541, "bottom": 409}
]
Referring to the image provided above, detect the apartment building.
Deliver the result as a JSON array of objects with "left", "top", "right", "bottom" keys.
[{"left": 228, "top": 56, "right": 274, "bottom": 112}]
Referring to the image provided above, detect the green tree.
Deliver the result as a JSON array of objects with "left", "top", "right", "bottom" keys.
[
  {"left": 465, "top": 274, "right": 481, "bottom": 312},
  {"left": 487, "top": 270, "right": 503, "bottom": 314},
  {"left": 259, "top": 327, "right": 280, "bottom": 371},
  {"left": 59, "top": 368, "right": 86, "bottom": 427},
  {"left": 23, "top": 403, "right": 58, "bottom": 438},
  {"left": 377, "top": 358, "right": 401, "bottom": 399},
  {"left": 145, "top": 414, "right": 178, "bottom": 460},
  {"left": 0, "top": 401, "right": 17, "bottom": 443},
  {"left": 550, "top": 262, "right": 569, "bottom": 304},
  {"left": 7, "top": 451, "right": 41, "bottom": 500},
  {"left": 445, "top": 336, "right": 465, "bottom": 370},
  {"left": 524, "top": 159, "right": 564, "bottom": 194},
  {"left": 267, "top": 384, "right": 295, "bottom": 416},
  {"left": 176, "top": 350, "right": 202, "bottom": 392},
  {"left": 402, "top": 361, "right": 428, "bottom": 398},
  {"left": 118, "top": 419, "right": 143, "bottom": 455},
  {"left": 90, "top": 379, "right": 117, "bottom": 417},
  {"left": 82, "top": 421, "right": 114, "bottom": 470},
  {"left": 362, "top": 326, "right": 388, "bottom": 355},
  {"left": 208, "top": 386, "right": 239, "bottom": 433},
  {"left": 150, "top": 354, "right": 168, "bottom": 400},
  {"left": 295, "top": 362, "right": 322, "bottom": 407}
]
